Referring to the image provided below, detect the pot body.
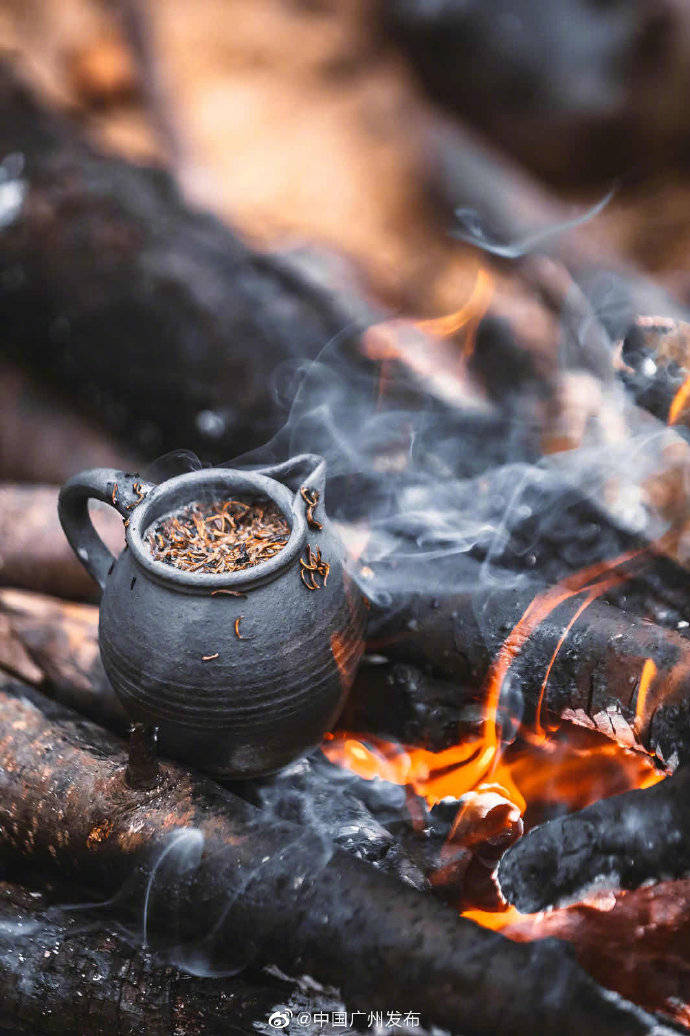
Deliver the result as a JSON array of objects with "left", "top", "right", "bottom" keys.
[{"left": 59, "top": 458, "right": 366, "bottom": 777}]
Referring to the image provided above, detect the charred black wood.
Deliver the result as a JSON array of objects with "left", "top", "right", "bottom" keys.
[
  {"left": 125, "top": 722, "right": 161, "bottom": 790},
  {"left": 502, "top": 877, "right": 690, "bottom": 1029},
  {"left": 368, "top": 582, "right": 690, "bottom": 767},
  {"left": 498, "top": 766, "right": 690, "bottom": 914},
  {"left": 345, "top": 659, "right": 480, "bottom": 751},
  {"left": 0, "top": 676, "right": 679, "bottom": 1036},
  {"left": 0, "top": 878, "right": 350, "bottom": 1036},
  {"left": 0, "top": 589, "right": 426, "bottom": 886},
  {"left": 238, "top": 751, "right": 428, "bottom": 889},
  {"left": 619, "top": 316, "right": 690, "bottom": 430},
  {"left": 381, "top": 0, "right": 690, "bottom": 186},
  {"left": 413, "top": 106, "right": 685, "bottom": 362},
  {"left": 0, "top": 62, "right": 378, "bottom": 463}
]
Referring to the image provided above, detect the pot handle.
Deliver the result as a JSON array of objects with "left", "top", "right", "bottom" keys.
[
  {"left": 253, "top": 453, "right": 327, "bottom": 525},
  {"left": 58, "top": 469, "right": 154, "bottom": 594}
]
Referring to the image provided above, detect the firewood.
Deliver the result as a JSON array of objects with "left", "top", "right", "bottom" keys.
[
  {"left": 0, "top": 60, "right": 622, "bottom": 475},
  {"left": 619, "top": 316, "right": 690, "bottom": 431},
  {"left": 369, "top": 582, "right": 690, "bottom": 768},
  {"left": 0, "top": 484, "right": 124, "bottom": 600},
  {"left": 0, "top": 589, "right": 423, "bottom": 884},
  {"left": 503, "top": 877, "right": 690, "bottom": 1030},
  {"left": 0, "top": 677, "right": 679, "bottom": 1036},
  {"left": 498, "top": 766, "right": 690, "bottom": 915},
  {"left": 381, "top": 0, "right": 690, "bottom": 186},
  {"left": 5, "top": 571, "right": 690, "bottom": 771},
  {"left": 0, "top": 878, "right": 347, "bottom": 1036},
  {"left": 0, "top": 61, "right": 380, "bottom": 464},
  {"left": 0, "top": 587, "right": 126, "bottom": 731}
]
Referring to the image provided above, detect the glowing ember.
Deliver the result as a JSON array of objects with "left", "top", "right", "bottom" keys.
[{"left": 323, "top": 543, "right": 666, "bottom": 937}]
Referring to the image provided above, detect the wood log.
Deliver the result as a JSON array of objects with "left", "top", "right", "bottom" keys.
[
  {"left": 0, "top": 484, "right": 124, "bottom": 600},
  {"left": 0, "top": 588, "right": 426, "bottom": 886},
  {"left": 4, "top": 568, "right": 690, "bottom": 772},
  {"left": 381, "top": 0, "right": 690, "bottom": 186},
  {"left": 413, "top": 104, "right": 685, "bottom": 357},
  {"left": 368, "top": 574, "right": 690, "bottom": 768},
  {"left": 503, "top": 878, "right": 690, "bottom": 1030},
  {"left": 0, "top": 59, "right": 627, "bottom": 480},
  {"left": 3, "top": 593, "right": 689, "bottom": 1028},
  {"left": 0, "top": 878, "right": 347, "bottom": 1036},
  {"left": 0, "top": 677, "right": 678, "bottom": 1036},
  {"left": 619, "top": 316, "right": 690, "bottom": 430},
  {"left": 0, "top": 60, "right": 379, "bottom": 464},
  {"left": 498, "top": 766, "right": 690, "bottom": 913}
]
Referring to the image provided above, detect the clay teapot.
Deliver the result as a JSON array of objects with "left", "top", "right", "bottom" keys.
[{"left": 58, "top": 455, "right": 366, "bottom": 778}]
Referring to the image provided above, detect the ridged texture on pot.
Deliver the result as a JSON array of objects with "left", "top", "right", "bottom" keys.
[{"left": 99, "top": 525, "right": 366, "bottom": 777}]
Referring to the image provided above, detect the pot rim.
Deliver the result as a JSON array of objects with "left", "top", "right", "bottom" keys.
[{"left": 126, "top": 467, "right": 307, "bottom": 589}]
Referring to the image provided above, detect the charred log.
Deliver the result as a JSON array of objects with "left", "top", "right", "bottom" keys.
[
  {"left": 0, "top": 676, "right": 679, "bottom": 1036},
  {"left": 498, "top": 766, "right": 690, "bottom": 913},
  {"left": 5, "top": 574, "right": 690, "bottom": 771},
  {"left": 0, "top": 62, "right": 377, "bottom": 463},
  {"left": 503, "top": 877, "right": 690, "bottom": 1030},
  {"left": 345, "top": 660, "right": 479, "bottom": 751},
  {"left": 0, "top": 878, "right": 347, "bottom": 1036},
  {"left": 382, "top": 0, "right": 690, "bottom": 186},
  {"left": 369, "top": 582, "right": 690, "bottom": 767},
  {"left": 0, "top": 589, "right": 424, "bottom": 884},
  {"left": 619, "top": 316, "right": 690, "bottom": 430}
]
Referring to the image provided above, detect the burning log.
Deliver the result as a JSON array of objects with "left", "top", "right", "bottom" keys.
[
  {"left": 0, "top": 878, "right": 344, "bottom": 1036},
  {"left": 5, "top": 565, "right": 690, "bottom": 773},
  {"left": 368, "top": 580, "right": 690, "bottom": 767},
  {"left": 498, "top": 766, "right": 690, "bottom": 913},
  {"left": 0, "top": 585, "right": 513, "bottom": 760},
  {"left": 503, "top": 878, "right": 690, "bottom": 1030},
  {"left": 0, "top": 61, "right": 379, "bottom": 463},
  {"left": 344, "top": 660, "right": 478, "bottom": 751},
  {"left": 0, "top": 677, "right": 677, "bottom": 1036}
]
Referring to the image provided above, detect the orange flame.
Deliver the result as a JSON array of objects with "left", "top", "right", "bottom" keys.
[
  {"left": 324, "top": 543, "right": 668, "bottom": 939},
  {"left": 481, "top": 550, "right": 639, "bottom": 759},
  {"left": 668, "top": 374, "right": 690, "bottom": 425},
  {"left": 360, "top": 267, "right": 495, "bottom": 405},
  {"left": 323, "top": 725, "right": 662, "bottom": 815},
  {"left": 415, "top": 268, "right": 494, "bottom": 357},
  {"left": 635, "top": 657, "right": 657, "bottom": 729}
]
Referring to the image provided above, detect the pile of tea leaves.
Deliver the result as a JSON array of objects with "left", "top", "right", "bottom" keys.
[{"left": 147, "top": 497, "right": 290, "bottom": 573}]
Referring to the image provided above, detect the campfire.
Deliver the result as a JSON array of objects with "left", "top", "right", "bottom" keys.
[{"left": 3, "top": 2, "right": 690, "bottom": 1034}]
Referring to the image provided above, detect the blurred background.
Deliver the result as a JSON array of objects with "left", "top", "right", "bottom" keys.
[
  {"left": 5, "top": 0, "right": 690, "bottom": 312},
  {"left": 4, "top": 0, "right": 690, "bottom": 593}
]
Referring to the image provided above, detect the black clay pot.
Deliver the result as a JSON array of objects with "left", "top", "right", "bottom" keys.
[{"left": 58, "top": 456, "right": 366, "bottom": 777}]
